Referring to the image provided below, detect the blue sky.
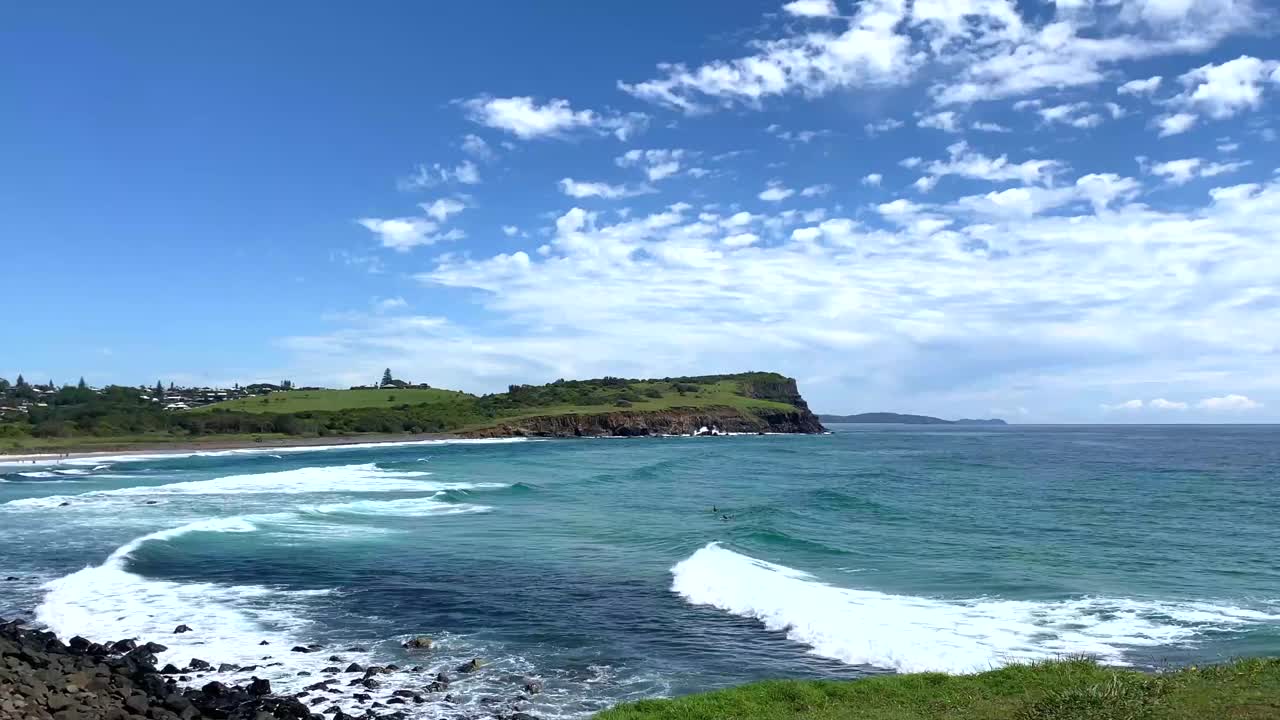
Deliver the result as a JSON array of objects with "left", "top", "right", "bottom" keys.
[{"left": 3, "top": 0, "right": 1279, "bottom": 422}]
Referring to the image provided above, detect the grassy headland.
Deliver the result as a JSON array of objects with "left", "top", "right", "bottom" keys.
[
  {"left": 598, "top": 658, "right": 1280, "bottom": 720},
  {"left": 0, "top": 372, "right": 815, "bottom": 453}
]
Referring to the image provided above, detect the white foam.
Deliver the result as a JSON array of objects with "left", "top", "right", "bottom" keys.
[
  {"left": 672, "top": 543, "right": 1280, "bottom": 674},
  {"left": 2, "top": 463, "right": 451, "bottom": 509},
  {"left": 36, "top": 518, "right": 313, "bottom": 670},
  {"left": 304, "top": 495, "right": 493, "bottom": 518}
]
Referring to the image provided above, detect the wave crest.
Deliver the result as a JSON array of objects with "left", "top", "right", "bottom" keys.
[{"left": 671, "top": 543, "right": 1280, "bottom": 674}]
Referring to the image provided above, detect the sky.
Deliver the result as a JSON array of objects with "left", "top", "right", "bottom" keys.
[{"left": 3, "top": 0, "right": 1279, "bottom": 422}]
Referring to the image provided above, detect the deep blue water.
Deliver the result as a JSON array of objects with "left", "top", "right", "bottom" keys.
[{"left": 2, "top": 425, "right": 1278, "bottom": 718}]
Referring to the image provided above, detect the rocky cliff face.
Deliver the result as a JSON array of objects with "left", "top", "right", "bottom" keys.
[{"left": 462, "top": 406, "right": 825, "bottom": 438}]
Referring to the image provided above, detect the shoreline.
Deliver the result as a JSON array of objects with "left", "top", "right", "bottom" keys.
[{"left": 0, "top": 432, "right": 464, "bottom": 464}]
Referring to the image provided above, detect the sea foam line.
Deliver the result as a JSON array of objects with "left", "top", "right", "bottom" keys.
[
  {"left": 671, "top": 543, "right": 1280, "bottom": 674},
  {"left": 0, "top": 462, "right": 502, "bottom": 510}
]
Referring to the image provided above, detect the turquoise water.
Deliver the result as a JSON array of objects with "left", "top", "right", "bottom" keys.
[{"left": 2, "top": 425, "right": 1279, "bottom": 717}]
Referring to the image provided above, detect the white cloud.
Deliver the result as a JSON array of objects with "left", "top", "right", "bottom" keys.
[
  {"left": 1036, "top": 102, "right": 1104, "bottom": 128},
  {"left": 400, "top": 160, "right": 481, "bottom": 189},
  {"left": 356, "top": 217, "right": 463, "bottom": 252},
  {"left": 971, "top": 121, "right": 1011, "bottom": 132},
  {"left": 1118, "top": 75, "right": 1162, "bottom": 96},
  {"left": 1149, "top": 398, "right": 1188, "bottom": 410},
  {"left": 865, "top": 118, "right": 905, "bottom": 135},
  {"left": 616, "top": 148, "right": 691, "bottom": 181},
  {"left": 502, "top": 225, "right": 520, "bottom": 237},
  {"left": 782, "top": 0, "right": 838, "bottom": 18},
  {"left": 919, "top": 141, "right": 1062, "bottom": 189},
  {"left": 1175, "top": 55, "right": 1280, "bottom": 119},
  {"left": 375, "top": 297, "right": 408, "bottom": 313},
  {"left": 460, "top": 134, "right": 495, "bottom": 160},
  {"left": 1197, "top": 394, "right": 1262, "bottom": 410},
  {"left": 918, "top": 110, "right": 961, "bottom": 132},
  {"left": 1104, "top": 102, "right": 1126, "bottom": 119},
  {"left": 862, "top": 173, "right": 883, "bottom": 186},
  {"left": 621, "top": 0, "right": 1258, "bottom": 114},
  {"left": 1148, "top": 157, "right": 1249, "bottom": 184},
  {"left": 766, "top": 125, "right": 832, "bottom": 143},
  {"left": 722, "top": 232, "right": 761, "bottom": 247},
  {"left": 462, "top": 96, "right": 647, "bottom": 140},
  {"left": 1102, "top": 399, "right": 1144, "bottom": 411},
  {"left": 422, "top": 197, "right": 466, "bottom": 222},
  {"left": 1156, "top": 112, "right": 1198, "bottom": 137},
  {"left": 759, "top": 182, "right": 796, "bottom": 202},
  {"left": 801, "top": 184, "right": 833, "bottom": 197},
  {"left": 558, "top": 178, "right": 654, "bottom": 199},
  {"left": 621, "top": 0, "right": 914, "bottom": 112}
]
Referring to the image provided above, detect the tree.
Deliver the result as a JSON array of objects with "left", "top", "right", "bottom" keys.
[
  {"left": 78, "top": 377, "right": 88, "bottom": 390},
  {"left": 155, "top": 381, "right": 165, "bottom": 400},
  {"left": 15, "top": 374, "right": 27, "bottom": 388},
  {"left": 381, "top": 368, "right": 394, "bottom": 387},
  {"left": 281, "top": 379, "right": 294, "bottom": 391},
  {"left": 0, "top": 378, "right": 9, "bottom": 392},
  {"left": 169, "top": 381, "right": 176, "bottom": 391}
]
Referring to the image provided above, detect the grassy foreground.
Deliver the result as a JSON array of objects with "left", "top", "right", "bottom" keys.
[{"left": 597, "top": 659, "right": 1280, "bottom": 720}]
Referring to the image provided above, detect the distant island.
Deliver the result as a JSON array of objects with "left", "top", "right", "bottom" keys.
[
  {"left": 819, "top": 412, "right": 1008, "bottom": 426},
  {"left": 0, "top": 371, "right": 825, "bottom": 454}
]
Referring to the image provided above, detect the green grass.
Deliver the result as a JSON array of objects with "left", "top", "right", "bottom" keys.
[
  {"left": 194, "top": 380, "right": 796, "bottom": 419},
  {"left": 193, "top": 388, "right": 471, "bottom": 413},
  {"left": 596, "top": 658, "right": 1280, "bottom": 720},
  {"left": 0, "top": 432, "right": 299, "bottom": 454}
]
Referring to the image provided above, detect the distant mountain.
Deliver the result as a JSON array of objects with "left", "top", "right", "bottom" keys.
[{"left": 818, "top": 412, "right": 1007, "bottom": 426}]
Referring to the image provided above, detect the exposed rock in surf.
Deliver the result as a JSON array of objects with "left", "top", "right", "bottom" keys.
[
  {"left": 523, "top": 677, "right": 544, "bottom": 694},
  {"left": 161, "top": 663, "right": 182, "bottom": 674},
  {"left": 173, "top": 624, "right": 192, "bottom": 634},
  {"left": 290, "top": 645, "right": 312, "bottom": 653},
  {"left": 0, "top": 620, "right": 312, "bottom": 720},
  {"left": 188, "top": 658, "right": 212, "bottom": 671},
  {"left": 456, "top": 658, "right": 483, "bottom": 673},
  {"left": 258, "top": 639, "right": 270, "bottom": 645},
  {"left": 402, "top": 635, "right": 433, "bottom": 649},
  {"left": 217, "top": 663, "right": 238, "bottom": 672},
  {"left": 345, "top": 662, "right": 364, "bottom": 673}
]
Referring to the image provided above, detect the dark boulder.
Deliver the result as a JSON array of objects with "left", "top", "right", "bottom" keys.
[
  {"left": 143, "top": 641, "right": 168, "bottom": 653},
  {"left": 361, "top": 678, "right": 381, "bottom": 690},
  {"left": 456, "top": 658, "right": 483, "bottom": 673},
  {"left": 217, "top": 663, "right": 239, "bottom": 672},
  {"left": 291, "top": 645, "right": 313, "bottom": 653},
  {"left": 248, "top": 676, "right": 272, "bottom": 695},
  {"left": 201, "top": 680, "right": 227, "bottom": 697},
  {"left": 523, "top": 678, "right": 544, "bottom": 694},
  {"left": 173, "top": 624, "right": 192, "bottom": 634},
  {"left": 401, "top": 636, "right": 432, "bottom": 650},
  {"left": 112, "top": 639, "right": 138, "bottom": 652},
  {"left": 259, "top": 640, "right": 270, "bottom": 645},
  {"left": 188, "top": 658, "right": 212, "bottom": 671},
  {"left": 345, "top": 663, "right": 364, "bottom": 673},
  {"left": 434, "top": 672, "right": 451, "bottom": 686},
  {"left": 161, "top": 663, "right": 182, "bottom": 675},
  {"left": 68, "top": 635, "right": 92, "bottom": 651}
]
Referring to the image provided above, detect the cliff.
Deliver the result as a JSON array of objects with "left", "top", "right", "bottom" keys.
[{"left": 463, "top": 407, "right": 824, "bottom": 438}]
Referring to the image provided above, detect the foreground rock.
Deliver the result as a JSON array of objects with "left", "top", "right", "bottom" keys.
[{"left": 0, "top": 618, "right": 314, "bottom": 720}]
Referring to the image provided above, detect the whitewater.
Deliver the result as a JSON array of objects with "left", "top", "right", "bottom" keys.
[{"left": 3, "top": 425, "right": 1280, "bottom": 717}]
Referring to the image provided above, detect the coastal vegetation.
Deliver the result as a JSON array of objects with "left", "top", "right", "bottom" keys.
[
  {"left": 598, "top": 657, "right": 1280, "bottom": 720},
  {"left": 0, "top": 372, "right": 815, "bottom": 452}
]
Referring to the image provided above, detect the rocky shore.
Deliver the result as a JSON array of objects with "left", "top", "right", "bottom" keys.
[
  {"left": 462, "top": 407, "right": 825, "bottom": 438},
  {"left": 0, "top": 620, "right": 541, "bottom": 720}
]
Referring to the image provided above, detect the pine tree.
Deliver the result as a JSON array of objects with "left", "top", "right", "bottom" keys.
[
  {"left": 78, "top": 377, "right": 88, "bottom": 390},
  {"left": 381, "top": 368, "right": 394, "bottom": 387},
  {"left": 15, "top": 374, "right": 26, "bottom": 388},
  {"left": 155, "top": 381, "right": 165, "bottom": 400}
]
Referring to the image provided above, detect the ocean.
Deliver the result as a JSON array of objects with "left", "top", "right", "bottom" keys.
[{"left": 2, "top": 425, "right": 1278, "bottom": 718}]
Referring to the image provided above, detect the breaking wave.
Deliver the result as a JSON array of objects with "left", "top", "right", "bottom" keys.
[{"left": 671, "top": 543, "right": 1280, "bottom": 674}]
